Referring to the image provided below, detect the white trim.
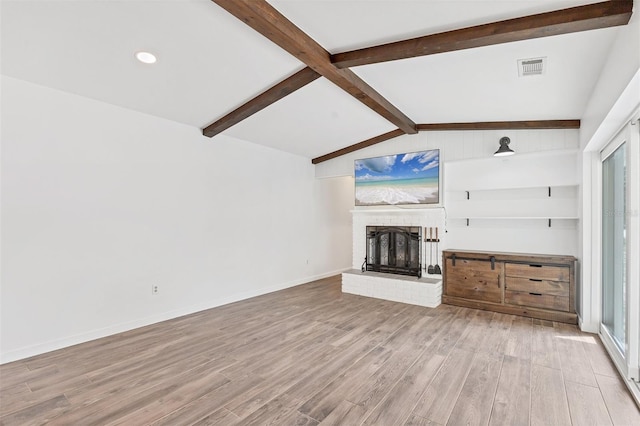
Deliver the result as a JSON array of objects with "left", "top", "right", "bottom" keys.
[
  {"left": 579, "top": 155, "right": 592, "bottom": 330},
  {"left": 581, "top": 68, "right": 640, "bottom": 332},
  {"left": 601, "top": 325, "right": 628, "bottom": 376},
  {"left": 600, "top": 134, "right": 627, "bottom": 161},
  {"left": 591, "top": 150, "right": 603, "bottom": 329},
  {"left": 598, "top": 125, "right": 629, "bottom": 373},
  {"left": 580, "top": 151, "right": 603, "bottom": 333},
  {"left": 350, "top": 207, "right": 444, "bottom": 214},
  {"left": 627, "top": 115, "right": 640, "bottom": 384},
  {"left": 600, "top": 327, "right": 640, "bottom": 407},
  {"left": 0, "top": 267, "right": 350, "bottom": 364},
  {"left": 596, "top": 116, "right": 640, "bottom": 406},
  {"left": 585, "top": 69, "right": 640, "bottom": 153}
]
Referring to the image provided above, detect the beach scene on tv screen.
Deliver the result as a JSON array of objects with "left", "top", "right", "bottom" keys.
[{"left": 355, "top": 150, "right": 439, "bottom": 206}]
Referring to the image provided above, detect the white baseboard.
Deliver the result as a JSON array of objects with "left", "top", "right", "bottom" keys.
[
  {"left": 0, "top": 268, "right": 350, "bottom": 364},
  {"left": 578, "top": 314, "right": 599, "bottom": 334}
]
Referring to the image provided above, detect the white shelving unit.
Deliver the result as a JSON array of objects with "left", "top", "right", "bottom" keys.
[
  {"left": 443, "top": 150, "right": 580, "bottom": 256},
  {"left": 447, "top": 184, "right": 579, "bottom": 227}
]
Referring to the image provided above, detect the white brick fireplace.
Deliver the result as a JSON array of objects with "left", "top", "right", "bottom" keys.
[{"left": 342, "top": 208, "right": 445, "bottom": 308}]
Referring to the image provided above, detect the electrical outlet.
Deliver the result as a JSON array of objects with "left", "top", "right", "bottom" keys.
[{"left": 152, "top": 285, "right": 159, "bottom": 295}]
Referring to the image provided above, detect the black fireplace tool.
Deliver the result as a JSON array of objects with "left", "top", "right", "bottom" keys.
[
  {"left": 423, "top": 227, "right": 427, "bottom": 272},
  {"left": 427, "top": 227, "right": 435, "bottom": 275},
  {"left": 434, "top": 227, "right": 442, "bottom": 275}
]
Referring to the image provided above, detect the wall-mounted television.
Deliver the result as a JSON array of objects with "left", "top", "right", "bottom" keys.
[{"left": 354, "top": 149, "right": 439, "bottom": 206}]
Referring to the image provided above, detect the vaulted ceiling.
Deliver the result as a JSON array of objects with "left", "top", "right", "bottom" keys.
[{"left": 1, "top": 1, "right": 634, "bottom": 162}]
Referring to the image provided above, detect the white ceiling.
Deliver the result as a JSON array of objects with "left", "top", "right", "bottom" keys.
[{"left": 1, "top": 0, "right": 623, "bottom": 159}]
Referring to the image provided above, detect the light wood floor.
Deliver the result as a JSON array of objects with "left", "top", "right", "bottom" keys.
[{"left": 1, "top": 275, "right": 639, "bottom": 425}]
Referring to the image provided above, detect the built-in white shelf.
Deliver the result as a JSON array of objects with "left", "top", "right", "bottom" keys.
[
  {"left": 446, "top": 184, "right": 578, "bottom": 196},
  {"left": 449, "top": 216, "right": 579, "bottom": 220},
  {"left": 443, "top": 150, "right": 580, "bottom": 255},
  {"left": 446, "top": 184, "right": 578, "bottom": 226},
  {"left": 447, "top": 217, "right": 578, "bottom": 230}
]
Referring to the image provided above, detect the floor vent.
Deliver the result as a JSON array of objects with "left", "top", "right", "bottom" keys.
[{"left": 518, "top": 57, "right": 546, "bottom": 77}]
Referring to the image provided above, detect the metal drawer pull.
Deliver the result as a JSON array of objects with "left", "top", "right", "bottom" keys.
[
  {"left": 451, "top": 254, "right": 456, "bottom": 266},
  {"left": 529, "top": 264, "right": 543, "bottom": 268},
  {"left": 529, "top": 292, "right": 543, "bottom": 296},
  {"left": 490, "top": 256, "right": 496, "bottom": 270},
  {"left": 529, "top": 278, "right": 542, "bottom": 282}
]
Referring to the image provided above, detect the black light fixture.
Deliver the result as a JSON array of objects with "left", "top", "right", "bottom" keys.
[{"left": 494, "top": 136, "right": 515, "bottom": 157}]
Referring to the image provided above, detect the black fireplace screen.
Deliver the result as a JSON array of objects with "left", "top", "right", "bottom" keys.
[{"left": 363, "top": 226, "right": 422, "bottom": 277}]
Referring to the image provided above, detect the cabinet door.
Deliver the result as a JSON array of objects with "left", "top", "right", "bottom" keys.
[{"left": 445, "top": 258, "right": 502, "bottom": 303}]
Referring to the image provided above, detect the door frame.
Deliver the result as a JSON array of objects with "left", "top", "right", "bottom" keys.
[{"left": 596, "top": 112, "right": 640, "bottom": 402}]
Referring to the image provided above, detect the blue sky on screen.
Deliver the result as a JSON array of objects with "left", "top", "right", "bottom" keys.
[{"left": 355, "top": 150, "right": 439, "bottom": 182}]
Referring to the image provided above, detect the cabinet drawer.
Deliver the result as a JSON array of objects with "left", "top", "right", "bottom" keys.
[
  {"left": 445, "top": 259, "right": 501, "bottom": 303},
  {"left": 505, "top": 290, "right": 569, "bottom": 311},
  {"left": 505, "top": 263, "right": 569, "bottom": 281},
  {"left": 506, "top": 276, "right": 569, "bottom": 297}
]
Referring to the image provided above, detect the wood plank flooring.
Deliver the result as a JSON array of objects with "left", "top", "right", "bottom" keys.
[{"left": 1, "top": 275, "right": 639, "bottom": 425}]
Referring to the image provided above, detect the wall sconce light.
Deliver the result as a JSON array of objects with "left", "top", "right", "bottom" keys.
[{"left": 494, "top": 136, "right": 515, "bottom": 157}]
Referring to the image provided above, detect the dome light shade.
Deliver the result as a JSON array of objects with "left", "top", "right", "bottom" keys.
[{"left": 494, "top": 136, "right": 515, "bottom": 157}]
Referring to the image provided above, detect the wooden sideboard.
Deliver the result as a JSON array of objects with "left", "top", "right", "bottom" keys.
[{"left": 442, "top": 249, "right": 577, "bottom": 324}]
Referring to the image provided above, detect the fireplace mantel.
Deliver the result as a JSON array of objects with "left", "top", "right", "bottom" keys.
[{"left": 350, "top": 208, "right": 433, "bottom": 214}]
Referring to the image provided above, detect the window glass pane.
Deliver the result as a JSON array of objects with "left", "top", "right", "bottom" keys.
[{"left": 602, "top": 143, "right": 627, "bottom": 353}]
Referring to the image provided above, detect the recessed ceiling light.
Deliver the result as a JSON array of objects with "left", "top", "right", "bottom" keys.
[{"left": 135, "top": 51, "right": 157, "bottom": 64}]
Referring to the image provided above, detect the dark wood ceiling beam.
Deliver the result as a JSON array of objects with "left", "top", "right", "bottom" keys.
[
  {"left": 311, "top": 129, "right": 405, "bottom": 164},
  {"left": 202, "top": 67, "right": 320, "bottom": 138},
  {"left": 417, "top": 120, "right": 580, "bottom": 131},
  {"left": 331, "top": 0, "right": 633, "bottom": 68},
  {"left": 312, "top": 120, "right": 580, "bottom": 164},
  {"left": 211, "top": 0, "right": 417, "bottom": 135}
]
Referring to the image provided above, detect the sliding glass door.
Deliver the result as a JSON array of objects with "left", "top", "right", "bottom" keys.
[
  {"left": 602, "top": 142, "right": 627, "bottom": 354},
  {"left": 599, "top": 117, "right": 639, "bottom": 397}
]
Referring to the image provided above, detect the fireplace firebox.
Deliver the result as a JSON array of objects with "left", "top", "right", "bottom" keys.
[{"left": 363, "top": 226, "right": 422, "bottom": 278}]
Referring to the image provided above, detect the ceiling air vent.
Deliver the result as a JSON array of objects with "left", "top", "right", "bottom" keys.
[{"left": 518, "top": 57, "right": 546, "bottom": 77}]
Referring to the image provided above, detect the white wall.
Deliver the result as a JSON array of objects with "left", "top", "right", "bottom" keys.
[
  {"left": 0, "top": 76, "right": 353, "bottom": 363},
  {"left": 315, "top": 128, "right": 579, "bottom": 179},
  {"left": 444, "top": 150, "right": 579, "bottom": 257},
  {"left": 578, "top": 0, "right": 640, "bottom": 333},
  {"left": 316, "top": 130, "right": 580, "bottom": 248},
  {"left": 580, "top": 0, "right": 640, "bottom": 150}
]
